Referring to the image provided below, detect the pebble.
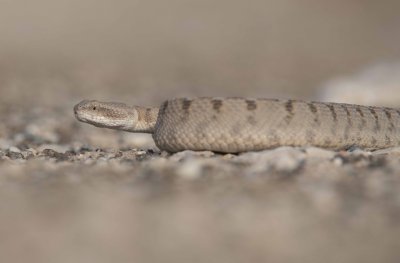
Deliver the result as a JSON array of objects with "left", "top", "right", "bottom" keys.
[
  {"left": 37, "top": 144, "right": 70, "bottom": 153},
  {"left": 41, "top": 149, "right": 69, "bottom": 161},
  {"left": 0, "top": 105, "right": 396, "bottom": 179},
  {"left": 8, "top": 146, "right": 21, "bottom": 153},
  {"left": 6, "top": 150, "right": 24, "bottom": 160}
]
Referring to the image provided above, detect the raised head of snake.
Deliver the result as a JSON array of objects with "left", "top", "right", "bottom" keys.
[{"left": 74, "top": 100, "right": 158, "bottom": 133}]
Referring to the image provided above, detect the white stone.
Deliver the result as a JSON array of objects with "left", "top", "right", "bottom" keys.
[{"left": 8, "top": 146, "right": 21, "bottom": 153}]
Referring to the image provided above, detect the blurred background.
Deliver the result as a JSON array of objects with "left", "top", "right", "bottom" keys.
[{"left": 1, "top": 0, "right": 400, "bottom": 107}]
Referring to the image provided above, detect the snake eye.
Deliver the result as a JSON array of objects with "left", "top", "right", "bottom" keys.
[{"left": 93, "top": 107, "right": 97, "bottom": 110}]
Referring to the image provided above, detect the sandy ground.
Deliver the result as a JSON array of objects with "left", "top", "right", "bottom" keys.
[
  {"left": 1, "top": 104, "right": 400, "bottom": 263},
  {"left": 1, "top": 1, "right": 400, "bottom": 262}
]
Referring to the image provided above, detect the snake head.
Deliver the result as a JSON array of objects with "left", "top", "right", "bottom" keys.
[{"left": 74, "top": 100, "right": 138, "bottom": 131}]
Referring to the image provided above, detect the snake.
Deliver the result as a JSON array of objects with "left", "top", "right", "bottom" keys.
[{"left": 73, "top": 97, "right": 400, "bottom": 153}]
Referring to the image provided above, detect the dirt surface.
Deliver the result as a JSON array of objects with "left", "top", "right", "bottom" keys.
[{"left": 1, "top": 105, "right": 400, "bottom": 263}]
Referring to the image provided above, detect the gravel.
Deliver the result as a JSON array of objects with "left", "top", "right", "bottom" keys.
[{"left": 1, "top": 106, "right": 400, "bottom": 263}]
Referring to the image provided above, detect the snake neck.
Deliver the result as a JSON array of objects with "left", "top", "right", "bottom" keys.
[{"left": 134, "top": 107, "right": 159, "bottom": 133}]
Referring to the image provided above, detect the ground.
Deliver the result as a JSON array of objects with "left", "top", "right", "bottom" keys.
[{"left": 1, "top": 105, "right": 400, "bottom": 263}]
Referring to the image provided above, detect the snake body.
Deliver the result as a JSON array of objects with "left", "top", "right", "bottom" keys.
[{"left": 74, "top": 97, "right": 400, "bottom": 153}]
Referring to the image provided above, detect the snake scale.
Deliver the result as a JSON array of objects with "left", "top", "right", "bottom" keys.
[{"left": 74, "top": 97, "right": 400, "bottom": 153}]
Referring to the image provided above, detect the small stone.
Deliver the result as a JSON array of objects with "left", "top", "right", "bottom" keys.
[
  {"left": 135, "top": 153, "right": 150, "bottom": 161},
  {"left": 79, "top": 146, "right": 95, "bottom": 153},
  {"left": 136, "top": 150, "right": 147, "bottom": 156},
  {"left": 37, "top": 144, "right": 70, "bottom": 153},
  {"left": 222, "top": 154, "right": 236, "bottom": 160},
  {"left": 22, "top": 148, "right": 36, "bottom": 159},
  {"left": 146, "top": 149, "right": 157, "bottom": 155},
  {"left": 6, "top": 151, "right": 24, "bottom": 160},
  {"left": 41, "top": 149, "right": 69, "bottom": 161},
  {"left": 25, "top": 152, "right": 35, "bottom": 159},
  {"left": 114, "top": 151, "right": 123, "bottom": 158},
  {"left": 8, "top": 146, "right": 21, "bottom": 153}
]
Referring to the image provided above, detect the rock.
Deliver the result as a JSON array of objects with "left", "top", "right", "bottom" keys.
[
  {"left": 37, "top": 144, "right": 70, "bottom": 153},
  {"left": 6, "top": 150, "right": 24, "bottom": 160},
  {"left": 2, "top": 104, "right": 400, "bottom": 263},
  {"left": 8, "top": 146, "right": 21, "bottom": 153},
  {"left": 40, "top": 149, "right": 70, "bottom": 161}
]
